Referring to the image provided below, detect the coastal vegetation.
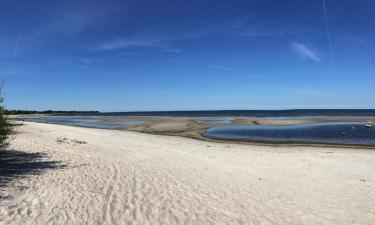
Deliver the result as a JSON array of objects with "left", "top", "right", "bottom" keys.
[{"left": 0, "top": 83, "right": 12, "bottom": 150}]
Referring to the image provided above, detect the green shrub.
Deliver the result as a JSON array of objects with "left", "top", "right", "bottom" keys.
[{"left": 0, "top": 83, "right": 11, "bottom": 150}]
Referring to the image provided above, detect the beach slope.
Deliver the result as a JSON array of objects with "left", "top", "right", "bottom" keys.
[{"left": 1, "top": 122, "right": 374, "bottom": 225}]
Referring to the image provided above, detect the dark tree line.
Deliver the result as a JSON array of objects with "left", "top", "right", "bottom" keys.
[{"left": 5, "top": 110, "right": 99, "bottom": 115}]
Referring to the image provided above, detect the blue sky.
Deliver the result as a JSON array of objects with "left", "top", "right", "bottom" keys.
[{"left": 1, "top": 0, "right": 374, "bottom": 111}]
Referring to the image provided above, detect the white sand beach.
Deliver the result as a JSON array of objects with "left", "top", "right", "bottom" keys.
[{"left": 1, "top": 122, "right": 375, "bottom": 225}]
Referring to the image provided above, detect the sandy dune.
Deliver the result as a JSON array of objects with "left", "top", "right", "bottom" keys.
[{"left": 1, "top": 122, "right": 375, "bottom": 225}]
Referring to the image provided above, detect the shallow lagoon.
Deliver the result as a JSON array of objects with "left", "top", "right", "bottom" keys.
[
  {"left": 203, "top": 122, "right": 375, "bottom": 146},
  {"left": 23, "top": 117, "right": 145, "bottom": 129},
  {"left": 197, "top": 118, "right": 234, "bottom": 124}
]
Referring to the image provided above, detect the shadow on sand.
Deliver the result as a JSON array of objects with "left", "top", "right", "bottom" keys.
[{"left": 0, "top": 150, "right": 65, "bottom": 188}]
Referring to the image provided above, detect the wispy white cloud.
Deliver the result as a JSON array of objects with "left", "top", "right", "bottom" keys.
[
  {"left": 95, "top": 38, "right": 181, "bottom": 53},
  {"left": 12, "top": 36, "right": 20, "bottom": 59},
  {"left": 93, "top": 16, "right": 293, "bottom": 54},
  {"left": 291, "top": 42, "right": 320, "bottom": 62},
  {"left": 209, "top": 65, "right": 233, "bottom": 71},
  {"left": 162, "top": 48, "right": 182, "bottom": 53},
  {"left": 96, "top": 39, "right": 161, "bottom": 51}
]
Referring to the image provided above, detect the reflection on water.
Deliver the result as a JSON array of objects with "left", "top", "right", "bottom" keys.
[
  {"left": 23, "top": 117, "right": 145, "bottom": 129},
  {"left": 203, "top": 122, "right": 375, "bottom": 146}
]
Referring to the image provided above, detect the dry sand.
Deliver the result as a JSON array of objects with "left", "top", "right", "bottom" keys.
[{"left": 1, "top": 122, "right": 375, "bottom": 225}]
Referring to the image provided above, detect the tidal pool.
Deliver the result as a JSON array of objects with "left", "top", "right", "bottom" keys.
[
  {"left": 198, "top": 118, "right": 234, "bottom": 124},
  {"left": 203, "top": 122, "right": 375, "bottom": 146}
]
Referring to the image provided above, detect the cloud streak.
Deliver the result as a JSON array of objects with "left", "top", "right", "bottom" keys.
[
  {"left": 93, "top": 16, "right": 292, "bottom": 54},
  {"left": 12, "top": 36, "right": 20, "bottom": 59},
  {"left": 96, "top": 39, "right": 160, "bottom": 51},
  {"left": 291, "top": 43, "right": 320, "bottom": 62},
  {"left": 96, "top": 38, "right": 181, "bottom": 53},
  {"left": 322, "top": 0, "right": 336, "bottom": 73}
]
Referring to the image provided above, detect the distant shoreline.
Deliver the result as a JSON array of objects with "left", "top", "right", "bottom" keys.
[{"left": 7, "top": 109, "right": 375, "bottom": 117}]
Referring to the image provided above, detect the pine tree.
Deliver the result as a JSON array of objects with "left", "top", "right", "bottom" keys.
[{"left": 0, "top": 83, "right": 11, "bottom": 150}]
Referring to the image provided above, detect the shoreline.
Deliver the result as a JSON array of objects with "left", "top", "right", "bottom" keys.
[
  {"left": 15, "top": 116, "right": 375, "bottom": 149},
  {"left": 135, "top": 128, "right": 375, "bottom": 150}
]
